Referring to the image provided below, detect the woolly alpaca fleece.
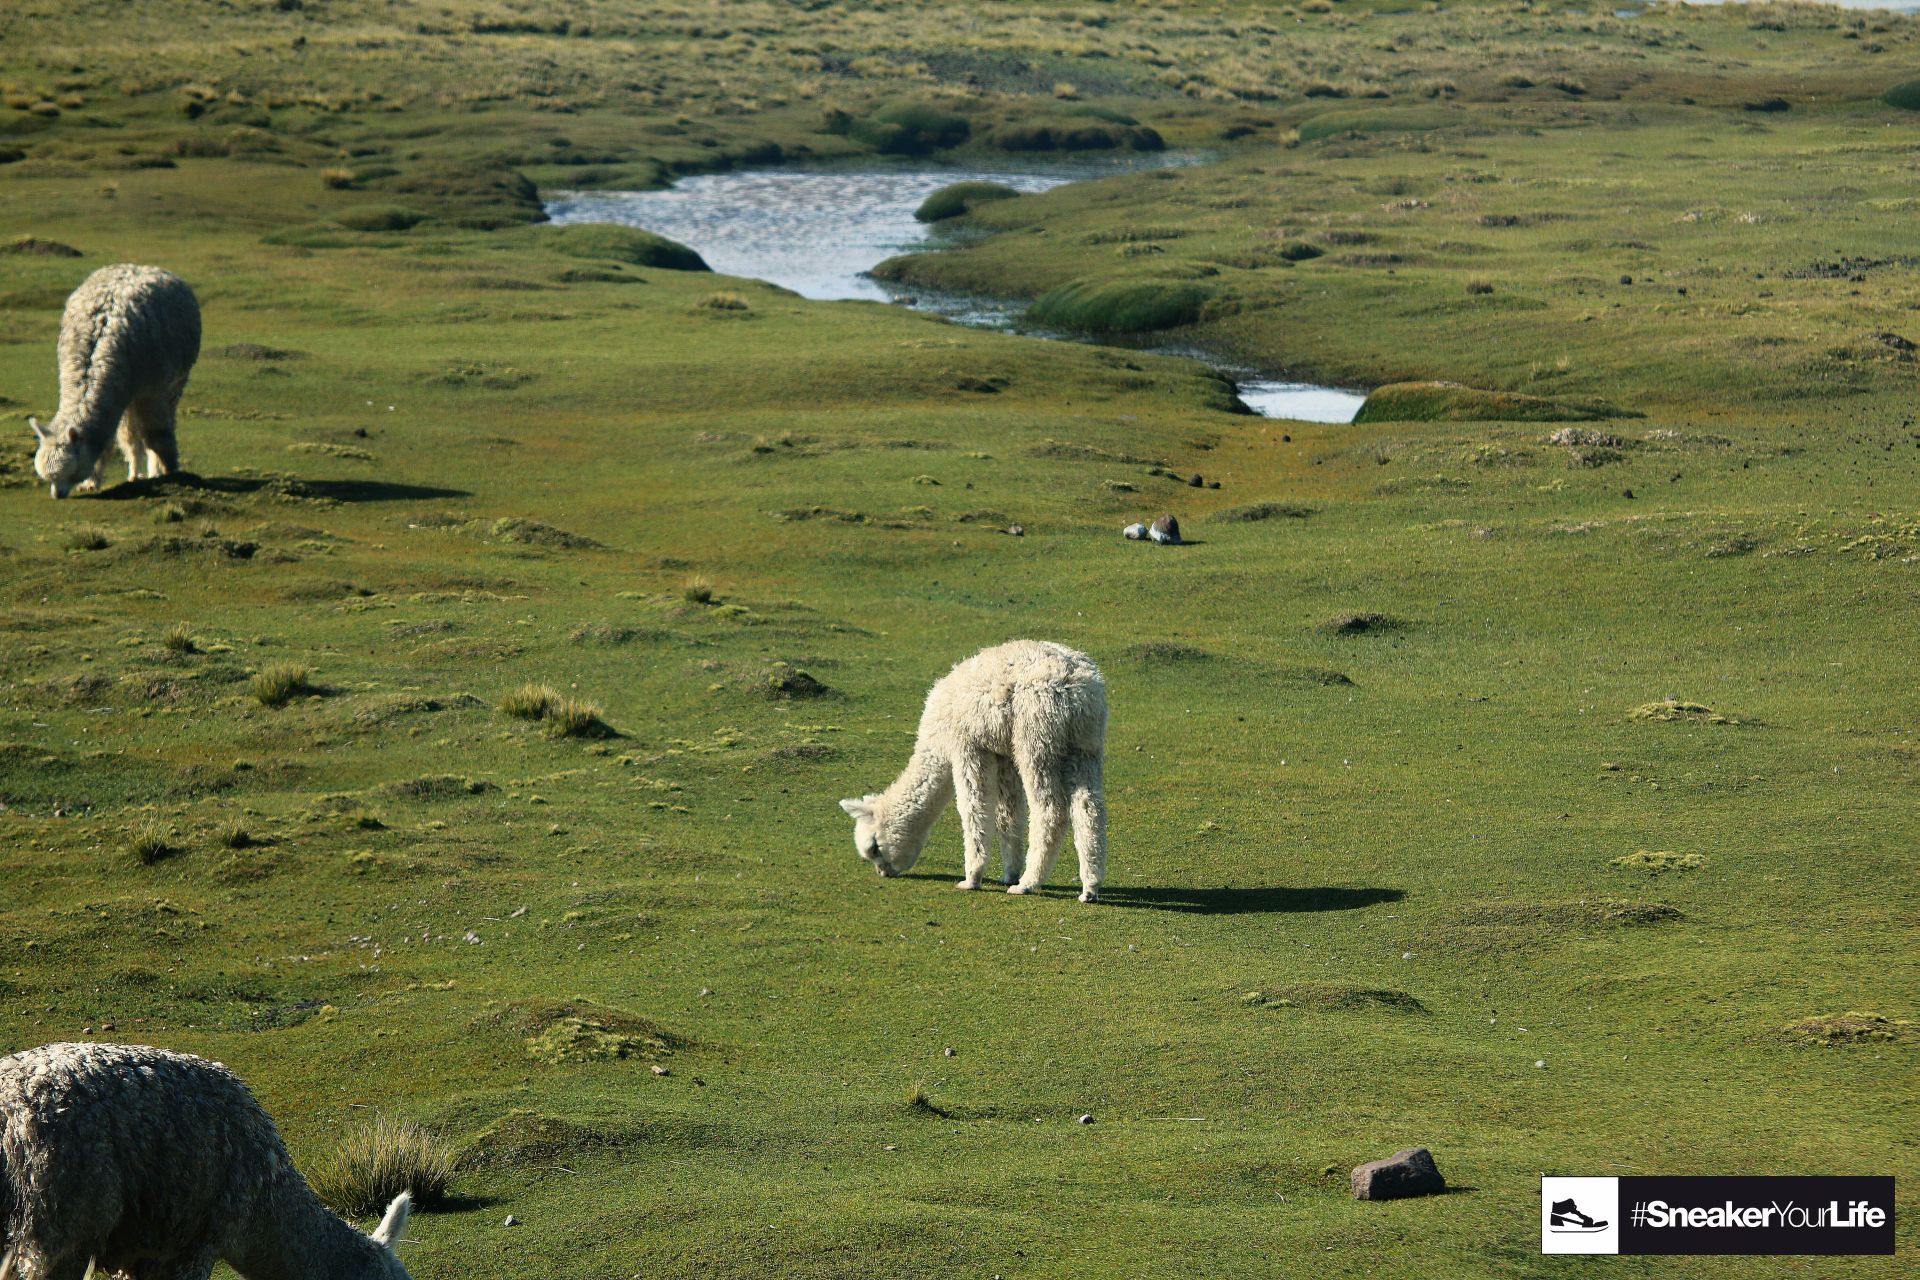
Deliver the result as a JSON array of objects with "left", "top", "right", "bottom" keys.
[
  {"left": 31, "top": 264, "right": 201, "bottom": 498},
  {"left": 841, "top": 639, "right": 1109, "bottom": 902},
  {"left": 0, "top": 1042, "right": 413, "bottom": 1280}
]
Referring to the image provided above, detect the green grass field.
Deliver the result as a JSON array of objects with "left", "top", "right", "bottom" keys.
[{"left": 0, "top": 2, "right": 1915, "bottom": 1276}]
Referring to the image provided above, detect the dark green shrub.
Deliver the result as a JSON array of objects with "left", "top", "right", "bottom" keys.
[
  {"left": 914, "top": 180, "right": 1022, "bottom": 222},
  {"left": 982, "top": 120, "right": 1164, "bottom": 152},
  {"left": 831, "top": 101, "right": 971, "bottom": 155}
]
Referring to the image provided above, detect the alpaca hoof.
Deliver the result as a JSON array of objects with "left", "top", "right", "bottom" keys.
[
  {"left": 955, "top": 878, "right": 980, "bottom": 891},
  {"left": 74, "top": 479, "right": 98, "bottom": 494},
  {"left": 1006, "top": 883, "right": 1034, "bottom": 895},
  {"left": 1079, "top": 889, "right": 1100, "bottom": 904}
]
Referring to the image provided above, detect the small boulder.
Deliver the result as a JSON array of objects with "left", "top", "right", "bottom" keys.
[
  {"left": 1351, "top": 1147, "right": 1446, "bottom": 1200},
  {"left": 1148, "top": 514, "right": 1181, "bottom": 545},
  {"left": 1123, "top": 522, "right": 1147, "bottom": 540}
]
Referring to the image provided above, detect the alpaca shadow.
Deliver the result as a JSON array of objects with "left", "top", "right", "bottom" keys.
[
  {"left": 1100, "top": 885, "right": 1404, "bottom": 915},
  {"left": 91, "top": 472, "right": 470, "bottom": 502}
]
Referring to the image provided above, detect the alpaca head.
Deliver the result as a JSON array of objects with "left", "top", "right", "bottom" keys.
[
  {"left": 367, "top": 1191, "right": 414, "bottom": 1279},
  {"left": 29, "top": 418, "right": 88, "bottom": 499},
  {"left": 839, "top": 793, "right": 924, "bottom": 876}
]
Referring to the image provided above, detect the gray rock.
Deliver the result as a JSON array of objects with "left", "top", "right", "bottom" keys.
[{"left": 1351, "top": 1147, "right": 1445, "bottom": 1200}]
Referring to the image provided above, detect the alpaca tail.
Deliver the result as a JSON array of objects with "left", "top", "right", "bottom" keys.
[{"left": 1065, "top": 752, "right": 1106, "bottom": 901}]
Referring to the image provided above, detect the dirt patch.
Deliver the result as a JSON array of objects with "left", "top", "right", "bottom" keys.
[
  {"left": 1454, "top": 899, "right": 1681, "bottom": 928},
  {"left": 1318, "top": 612, "right": 1400, "bottom": 635},
  {"left": 1629, "top": 700, "right": 1738, "bottom": 725},
  {"left": 1781, "top": 1011, "right": 1914, "bottom": 1046},
  {"left": 1241, "top": 982, "right": 1426, "bottom": 1013},
  {"left": 1, "top": 236, "right": 81, "bottom": 257},
  {"left": 1611, "top": 850, "right": 1706, "bottom": 873},
  {"left": 1214, "top": 502, "right": 1314, "bottom": 522}
]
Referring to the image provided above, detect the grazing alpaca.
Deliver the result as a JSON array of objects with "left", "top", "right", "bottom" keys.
[
  {"left": 29, "top": 264, "right": 201, "bottom": 498},
  {"left": 0, "top": 1042, "right": 414, "bottom": 1280},
  {"left": 840, "top": 639, "right": 1109, "bottom": 902}
]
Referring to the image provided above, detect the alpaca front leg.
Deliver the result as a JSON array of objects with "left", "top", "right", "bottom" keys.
[
  {"left": 1009, "top": 763, "right": 1069, "bottom": 895},
  {"left": 996, "top": 754, "right": 1027, "bottom": 885},
  {"left": 1066, "top": 752, "right": 1107, "bottom": 903},
  {"left": 952, "top": 748, "right": 998, "bottom": 890}
]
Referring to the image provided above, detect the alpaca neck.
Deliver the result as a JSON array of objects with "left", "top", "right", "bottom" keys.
[
  {"left": 227, "top": 1182, "right": 392, "bottom": 1280},
  {"left": 879, "top": 744, "right": 953, "bottom": 870}
]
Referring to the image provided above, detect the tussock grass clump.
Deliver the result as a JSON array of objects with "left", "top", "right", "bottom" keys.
[
  {"left": 318, "top": 166, "right": 355, "bottom": 190},
  {"left": 310, "top": 1115, "right": 455, "bottom": 1217},
  {"left": 914, "top": 180, "right": 1022, "bottom": 223},
  {"left": 501, "top": 683, "right": 562, "bottom": 720},
  {"left": 160, "top": 622, "right": 197, "bottom": 653},
  {"left": 250, "top": 663, "right": 311, "bottom": 708},
  {"left": 1028, "top": 279, "right": 1214, "bottom": 333},
  {"left": 683, "top": 577, "right": 716, "bottom": 604},
  {"left": 540, "top": 223, "right": 710, "bottom": 271},
  {"left": 333, "top": 204, "right": 425, "bottom": 233},
  {"left": 699, "top": 291, "right": 750, "bottom": 310},
  {"left": 1612, "top": 850, "right": 1706, "bottom": 873},
  {"left": 1277, "top": 240, "right": 1324, "bottom": 261},
  {"left": 63, "top": 525, "right": 113, "bottom": 552},
  {"left": 1783, "top": 1011, "right": 1914, "bottom": 1046},
  {"left": 1629, "top": 699, "right": 1736, "bottom": 725},
  {"left": 545, "top": 697, "right": 618, "bottom": 739},
  {"left": 127, "top": 821, "right": 175, "bottom": 866},
  {"left": 1241, "top": 982, "right": 1427, "bottom": 1014},
  {"left": 904, "top": 1083, "right": 950, "bottom": 1117},
  {"left": 1356, "top": 382, "right": 1636, "bottom": 424},
  {"left": 386, "top": 774, "right": 493, "bottom": 800},
  {"left": 218, "top": 821, "right": 257, "bottom": 850}
]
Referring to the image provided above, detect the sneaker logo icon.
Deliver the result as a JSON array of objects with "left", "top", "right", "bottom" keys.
[{"left": 1549, "top": 1199, "right": 1610, "bottom": 1233}]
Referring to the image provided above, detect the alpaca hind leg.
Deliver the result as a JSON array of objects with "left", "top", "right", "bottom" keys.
[
  {"left": 1009, "top": 760, "right": 1069, "bottom": 895},
  {"left": 138, "top": 392, "right": 180, "bottom": 476},
  {"left": 951, "top": 748, "right": 998, "bottom": 890},
  {"left": 995, "top": 755, "right": 1027, "bottom": 885},
  {"left": 115, "top": 413, "right": 144, "bottom": 481},
  {"left": 1065, "top": 752, "right": 1107, "bottom": 903}
]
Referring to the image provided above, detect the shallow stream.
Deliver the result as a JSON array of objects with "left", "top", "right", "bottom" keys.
[{"left": 546, "top": 159, "right": 1367, "bottom": 423}]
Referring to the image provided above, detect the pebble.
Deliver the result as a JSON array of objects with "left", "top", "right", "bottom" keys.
[
  {"left": 651, "top": 1064, "right": 670, "bottom": 1076},
  {"left": 503, "top": 1215, "right": 518, "bottom": 1227},
  {"left": 1005, "top": 523, "right": 1024, "bottom": 537},
  {"left": 1078, "top": 1113, "right": 1095, "bottom": 1125},
  {"left": 1123, "top": 522, "right": 1147, "bottom": 540},
  {"left": 943, "top": 1046, "right": 956, "bottom": 1057}
]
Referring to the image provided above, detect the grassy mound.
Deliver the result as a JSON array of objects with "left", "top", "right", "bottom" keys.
[
  {"left": 1296, "top": 107, "right": 1452, "bottom": 143},
  {"left": 1881, "top": 79, "right": 1920, "bottom": 111},
  {"left": 537, "top": 223, "right": 710, "bottom": 272},
  {"left": 496, "top": 998, "right": 683, "bottom": 1065},
  {"left": 828, "top": 101, "right": 970, "bottom": 155},
  {"left": 914, "top": 180, "right": 1022, "bottom": 223},
  {"left": 373, "top": 164, "right": 545, "bottom": 228},
  {"left": 1783, "top": 1011, "right": 1915, "bottom": 1046},
  {"left": 1027, "top": 278, "right": 1213, "bottom": 333},
  {"left": 459, "top": 1110, "right": 643, "bottom": 1171},
  {"left": 1241, "top": 982, "right": 1427, "bottom": 1013},
  {"left": 980, "top": 118, "right": 1164, "bottom": 152},
  {"left": 1354, "top": 381, "right": 1637, "bottom": 423}
]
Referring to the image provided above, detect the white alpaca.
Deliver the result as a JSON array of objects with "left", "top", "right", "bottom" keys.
[
  {"left": 30, "top": 264, "right": 201, "bottom": 498},
  {"left": 0, "top": 1042, "right": 414, "bottom": 1280},
  {"left": 840, "top": 639, "right": 1109, "bottom": 902}
]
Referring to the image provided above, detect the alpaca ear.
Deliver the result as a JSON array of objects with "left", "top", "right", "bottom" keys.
[
  {"left": 371, "top": 1191, "right": 412, "bottom": 1249},
  {"left": 28, "top": 416, "right": 46, "bottom": 442},
  {"left": 839, "top": 797, "right": 869, "bottom": 818}
]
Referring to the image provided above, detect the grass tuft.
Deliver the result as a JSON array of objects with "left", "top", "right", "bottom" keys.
[
  {"left": 501, "top": 683, "right": 562, "bottom": 720},
  {"left": 160, "top": 622, "right": 197, "bottom": 653},
  {"left": 1611, "top": 850, "right": 1706, "bottom": 873},
  {"left": 310, "top": 1115, "right": 455, "bottom": 1217},
  {"left": 127, "top": 821, "right": 175, "bottom": 866},
  {"left": 250, "top": 663, "right": 312, "bottom": 708},
  {"left": 63, "top": 525, "right": 112, "bottom": 552}
]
